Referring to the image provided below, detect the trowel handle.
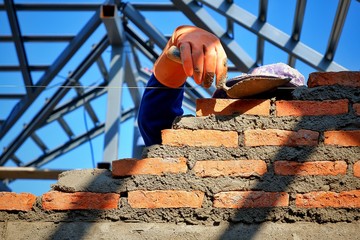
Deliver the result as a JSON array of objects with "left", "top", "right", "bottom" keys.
[{"left": 166, "top": 46, "right": 182, "bottom": 64}]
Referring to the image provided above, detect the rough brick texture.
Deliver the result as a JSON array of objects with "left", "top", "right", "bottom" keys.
[
  {"left": 275, "top": 100, "right": 348, "bottom": 116},
  {"left": 296, "top": 190, "right": 360, "bottom": 208},
  {"left": 42, "top": 191, "right": 119, "bottom": 210},
  {"left": 112, "top": 157, "right": 187, "bottom": 176},
  {"left": 196, "top": 98, "right": 270, "bottom": 116},
  {"left": 308, "top": 71, "right": 360, "bottom": 88},
  {"left": 193, "top": 160, "right": 267, "bottom": 177},
  {"left": 354, "top": 161, "right": 360, "bottom": 178},
  {"left": 162, "top": 129, "right": 238, "bottom": 147},
  {"left": 0, "top": 192, "right": 36, "bottom": 211},
  {"left": 214, "top": 191, "right": 289, "bottom": 208},
  {"left": 274, "top": 161, "right": 347, "bottom": 176},
  {"left": 244, "top": 129, "right": 319, "bottom": 146},
  {"left": 324, "top": 130, "right": 360, "bottom": 146},
  {"left": 128, "top": 190, "right": 204, "bottom": 208},
  {"left": 354, "top": 103, "right": 360, "bottom": 115}
]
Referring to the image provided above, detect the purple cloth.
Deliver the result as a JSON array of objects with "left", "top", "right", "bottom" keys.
[{"left": 249, "top": 62, "right": 305, "bottom": 87}]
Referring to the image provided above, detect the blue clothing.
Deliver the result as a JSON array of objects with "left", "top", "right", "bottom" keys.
[{"left": 138, "top": 74, "right": 184, "bottom": 146}]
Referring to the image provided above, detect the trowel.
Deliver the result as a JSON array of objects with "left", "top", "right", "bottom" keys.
[{"left": 167, "top": 46, "right": 291, "bottom": 99}]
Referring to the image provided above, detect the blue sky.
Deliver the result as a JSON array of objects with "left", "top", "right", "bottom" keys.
[{"left": 0, "top": 0, "right": 359, "bottom": 196}]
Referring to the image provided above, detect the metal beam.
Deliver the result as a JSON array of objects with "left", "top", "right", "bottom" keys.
[
  {"left": 124, "top": 25, "right": 159, "bottom": 62},
  {"left": 198, "top": 0, "right": 347, "bottom": 71},
  {"left": 0, "top": 36, "right": 109, "bottom": 166},
  {"left": 0, "top": 94, "right": 25, "bottom": 99},
  {"left": 0, "top": 167, "right": 65, "bottom": 180},
  {"left": 172, "top": 0, "right": 255, "bottom": 72},
  {"left": 25, "top": 123, "right": 105, "bottom": 168},
  {"left": 122, "top": 2, "right": 168, "bottom": 49},
  {"left": 256, "top": 0, "right": 268, "bottom": 66},
  {"left": 4, "top": 0, "right": 33, "bottom": 96},
  {"left": 102, "top": 46, "right": 124, "bottom": 162},
  {"left": 0, "top": 8, "right": 102, "bottom": 140},
  {"left": 0, "top": 65, "right": 49, "bottom": 71},
  {"left": 25, "top": 108, "right": 134, "bottom": 168},
  {"left": 96, "top": 55, "right": 109, "bottom": 82},
  {"left": 30, "top": 132, "right": 48, "bottom": 153},
  {"left": 101, "top": 4, "right": 126, "bottom": 162},
  {"left": 0, "top": 2, "right": 177, "bottom": 11},
  {"left": 57, "top": 117, "right": 75, "bottom": 138},
  {"left": 45, "top": 83, "right": 108, "bottom": 124},
  {"left": 101, "top": 4, "right": 125, "bottom": 46},
  {"left": 288, "top": 0, "right": 307, "bottom": 66},
  {"left": 325, "top": 0, "right": 350, "bottom": 61},
  {"left": 0, "top": 35, "right": 74, "bottom": 42},
  {"left": 73, "top": 82, "right": 100, "bottom": 125}
]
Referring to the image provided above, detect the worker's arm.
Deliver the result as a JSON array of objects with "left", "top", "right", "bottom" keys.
[
  {"left": 138, "top": 74, "right": 184, "bottom": 146},
  {"left": 138, "top": 25, "right": 227, "bottom": 146}
]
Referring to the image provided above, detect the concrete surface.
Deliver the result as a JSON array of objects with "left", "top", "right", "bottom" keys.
[{"left": 1, "top": 221, "right": 359, "bottom": 240}]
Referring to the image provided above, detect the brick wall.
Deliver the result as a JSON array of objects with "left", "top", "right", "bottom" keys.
[{"left": 0, "top": 71, "right": 359, "bottom": 226}]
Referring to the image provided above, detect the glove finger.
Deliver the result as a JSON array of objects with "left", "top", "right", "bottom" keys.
[
  {"left": 215, "top": 47, "right": 228, "bottom": 88},
  {"left": 203, "top": 46, "right": 216, "bottom": 88},
  {"left": 190, "top": 45, "right": 205, "bottom": 85},
  {"left": 179, "top": 42, "right": 193, "bottom": 77}
]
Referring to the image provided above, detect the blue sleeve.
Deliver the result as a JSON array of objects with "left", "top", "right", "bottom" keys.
[{"left": 138, "top": 74, "right": 184, "bottom": 146}]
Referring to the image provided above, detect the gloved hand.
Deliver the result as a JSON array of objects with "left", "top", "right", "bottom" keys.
[{"left": 153, "top": 25, "right": 228, "bottom": 88}]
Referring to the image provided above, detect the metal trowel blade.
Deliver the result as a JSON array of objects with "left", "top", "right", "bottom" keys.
[{"left": 225, "top": 75, "right": 291, "bottom": 98}]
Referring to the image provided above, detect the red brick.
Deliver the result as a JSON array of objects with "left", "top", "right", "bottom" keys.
[
  {"left": 213, "top": 191, "right": 289, "bottom": 208},
  {"left": 276, "top": 100, "right": 348, "bottom": 116},
  {"left": 112, "top": 157, "right": 187, "bottom": 177},
  {"left": 193, "top": 160, "right": 267, "bottom": 177},
  {"left": 162, "top": 129, "right": 238, "bottom": 147},
  {"left": 324, "top": 130, "right": 360, "bottom": 146},
  {"left": 244, "top": 129, "right": 319, "bottom": 146},
  {"left": 354, "top": 161, "right": 360, "bottom": 178},
  {"left": 0, "top": 192, "right": 36, "bottom": 211},
  {"left": 353, "top": 103, "right": 360, "bottom": 116},
  {"left": 274, "top": 161, "right": 347, "bottom": 176},
  {"left": 42, "top": 191, "right": 119, "bottom": 210},
  {"left": 296, "top": 190, "right": 360, "bottom": 208},
  {"left": 308, "top": 71, "right": 360, "bottom": 88},
  {"left": 128, "top": 190, "right": 204, "bottom": 208},
  {"left": 196, "top": 98, "right": 270, "bottom": 116}
]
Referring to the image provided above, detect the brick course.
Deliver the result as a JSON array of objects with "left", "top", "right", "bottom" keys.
[
  {"left": 162, "top": 129, "right": 238, "bottom": 147},
  {"left": 196, "top": 98, "right": 270, "bottom": 116},
  {"left": 193, "top": 160, "right": 267, "bottom": 177},
  {"left": 274, "top": 161, "right": 347, "bottom": 176},
  {"left": 112, "top": 157, "right": 187, "bottom": 176},
  {"left": 324, "top": 130, "right": 360, "bottom": 146},
  {"left": 354, "top": 161, "right": 360, "bottom": 178},
  {"left": 354, "top": 103, "right": 360, "bottom": 115},
  {"left": 296, "top": 190, "right": 360, "bottom": 208},
  {"left": 0, "top": 192, "right": 36, "bottom": 211},
  {"left": 275, "top": 100, "right": 348, "bottom": 116},
  {"left": 128, "top": 190, "right": 204, "bottom": 208},
  {"left": 214, "top": 191, "right": 289, "bottom": 208},
  {"left": 307, "top": 71, "right": 360, "bottom": 88},
  {"left": 42, "top": 191, "right": 119, "bottom": 210},
  {"left": 244, "top": 129, "right": 319, "bottom": 146}
]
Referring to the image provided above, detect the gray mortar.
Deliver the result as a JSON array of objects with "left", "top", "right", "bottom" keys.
[
  {"left": 293, "top": 85, "right": 360, "bottom": 102},
  {"left": 172, "top": 114, "right": 360, "bottom": 133}
]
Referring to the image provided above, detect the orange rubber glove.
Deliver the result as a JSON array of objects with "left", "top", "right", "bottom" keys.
[{"left": 153, "top": 25, "right": 228, "bottom": 88}]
